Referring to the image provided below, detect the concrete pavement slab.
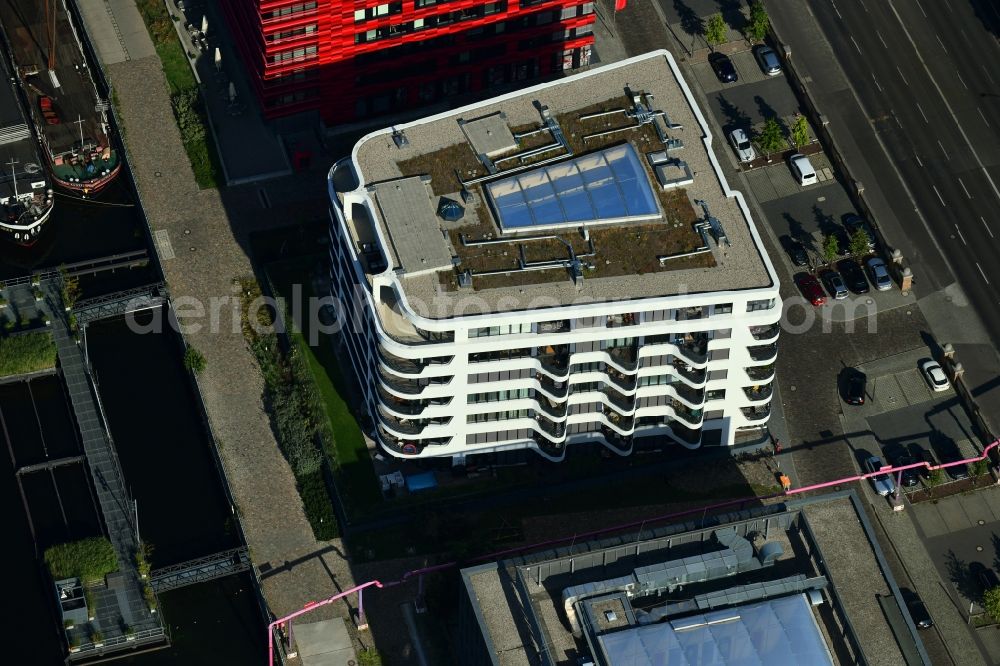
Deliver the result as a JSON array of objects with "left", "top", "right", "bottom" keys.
[
  {"left": 730, "top": 50, "right": 766, "bottom": 86},
  {"left": 912, "top": 503, "right": 951, "bottom": 539},
  {"left": 294, "top": 618, "right": 356, "bottom": 666},
  {"left": 872, "top": 374, "right": 906, "bottom": 414}
]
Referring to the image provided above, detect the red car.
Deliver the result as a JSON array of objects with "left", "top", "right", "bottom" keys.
[{"left": 795, "top": 273, "right": 827, "bottom": 306}]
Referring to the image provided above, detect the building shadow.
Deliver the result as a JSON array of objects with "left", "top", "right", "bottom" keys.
[
  {"left": 968, "top": 0, "right": 1000, "bottom": 38},
  {"left": 946, "top": 550, "right": 980, "bottom": 601}
]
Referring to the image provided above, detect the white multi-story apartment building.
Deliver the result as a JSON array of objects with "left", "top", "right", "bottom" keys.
[{"left": 327, "top": 50, "right": 781, "bottom": 461}]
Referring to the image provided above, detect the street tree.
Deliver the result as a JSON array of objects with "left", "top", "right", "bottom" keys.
[
  {"left": 747, "top": 1, "right": 771, "bottom": 42},
  {"left": 849, "top": 229, "right": 871, "bottom": 257},
  {"left": 822, "top": 234, "right": 840, "bottom": 263},
  {"left": 791, "top": 115, "right": 810, "bottom": 148},
  {"left": 756, "top": 118, "right": 786, "bottom": 154},
  {"left": 704, "top": 13, "right": 728, "bottom": 47}
]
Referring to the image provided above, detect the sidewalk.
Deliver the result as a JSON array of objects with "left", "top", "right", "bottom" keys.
[{"left": 76, "top": 0, "right": 359, "bottom": 638}]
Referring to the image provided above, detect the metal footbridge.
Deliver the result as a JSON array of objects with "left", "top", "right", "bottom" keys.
[
  {"left": 72, "top": 281, "right": 168, "bottom": 326},
  {"left": 150, "top": 547, "right": 252, "bottom": 593}
]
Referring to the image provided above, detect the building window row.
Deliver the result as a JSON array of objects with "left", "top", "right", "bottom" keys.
[
  {"left": 266, "top": 87, "right": 320, "bottom": 108},
  {"left": 353, "top": 1, "right": 506, "bottom": 44},
  {"left": 467, "top": 408, "right": 533, "bottom": 423},
  {"left": 267, "top": 24, "right": 317, "bottom": 41},
  {"left": 469, "top": 322, "right": 532, "bottom": 338},
  {"left": 271, "top": 44, "right": 318, "bottom": 64},
  {"left": 746, "top": 299, "right": 777, "bottom": 312},
  {"left": 265, "top": 2, "right": 318, "bottom": 20},
  {"left": 354, "top": 2, "right": 403, "bottom": 23},
  {"left": 468, "top": 388, "right": 532, "bottom": 403}
]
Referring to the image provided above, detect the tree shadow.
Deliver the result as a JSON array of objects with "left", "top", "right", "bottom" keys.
[
  {"left": 716, "top": 0, "right": 747, "bottom": 32},
  {"left": 716, "top": 93, "right": 750, "bottom": 129},
  {"left": 812, "top": 204, "right": 837, "bottom": 236},
  {"left": 782, "top": 213, "right": 815, "bottom": 253},
  {"left": 946, "top": 550, "right": 980, "bottom": 601},
  {"left": 754, "top": 94, "right": 780, "bottom": 123},
  {"left": 675, "top": 0, "right": 704, "bottom": 36}
]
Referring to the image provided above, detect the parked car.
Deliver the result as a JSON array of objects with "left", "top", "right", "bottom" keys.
[
  {"left": 844, "top": 213, "right": 876, "bottom": 250},
  {"left": 920, "top": 360, "right": 950, "bottom": 392},
  {"left": 908, "top": 443, "right": 937, "bottom": 478},
  {"left": 837, "top": 259, "right": 870, "bottom": 293},
  {"left": 795, "top": 272, "right": 826, "bottom": 306},
  {"left": 900, "top": 588, "right": 933, "bottom": 629},
  {"left": 754, "top": 45, "right": 782, "bottom": 76},
  {"left": 789, "top": 153, "right": 817, "bottom": 186},
  {"left": 844, "top": 370, "right": 867, "bottom": 405},
  {"left": 710, "top": 53, "right": 738, "bottom": 82},
  {"left": 866, "top": 257, "right": 893, "bottom": 291},
  {"left": 729, "top": 128, "right": 756, "bottom": 163},
  {"left": 830, "top": 227, "right": 852, "bottom": 256},
  {"left": 939, "top": 445, "right": 969, "bottom": 480},
  {"left": 864, "top": 455, "right": 896, "bottom": 496},
  {"left": 893, "top": 454, "right": 920, "bottom": 487},
  {"left": 821, "top": 270, "right": 848, "bottom": 299},
  {"left": 781, "top": 235, "right": 809, "bottom": 266}
]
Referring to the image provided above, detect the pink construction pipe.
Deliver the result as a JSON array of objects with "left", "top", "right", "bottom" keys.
[
  {"left": 265, "top": 439, "right": 999, "bottom": 664},
  {"left": 268, "top": 580, "right": 383, "bottom": 666}
]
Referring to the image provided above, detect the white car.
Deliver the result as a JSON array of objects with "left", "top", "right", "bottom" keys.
[
  {"left": 920, "top": 360, "right": 950, "bottom": 392},
  {"left": 789, "top": 153, "right": 817, "bottom": 186},
  {"left": 729, "top": 129, "right": 756, "bottom": 163}
]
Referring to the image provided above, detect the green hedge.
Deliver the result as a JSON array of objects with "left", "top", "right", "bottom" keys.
[
  {"left": 44, "top": 538, "right": 118, "bottom": 585},
  {"left": 135, "top": 0, "right": 219, "bottom": 188},
  {"left": 0, "top": 331, "right": 57, "bottom": 377}
]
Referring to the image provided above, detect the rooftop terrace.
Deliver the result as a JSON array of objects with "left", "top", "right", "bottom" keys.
[{"left": 339, "top": 52, "right": 776, "bottom": 317}]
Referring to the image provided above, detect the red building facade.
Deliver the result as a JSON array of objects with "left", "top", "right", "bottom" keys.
[{"left": 221, "top": 0, "right": 595, "bottom": 125}]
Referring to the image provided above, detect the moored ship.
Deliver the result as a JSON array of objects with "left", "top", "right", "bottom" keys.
[
  {"left": 0, "top": 41, "right": 53, "bottom": 246},
  {"left": 0, "top": 0, "right": 120, "bottom": 197}
]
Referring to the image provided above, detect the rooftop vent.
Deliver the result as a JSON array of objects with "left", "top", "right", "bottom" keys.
[{"left": 391, "top": 128, "right": 409, "bottom": 148}]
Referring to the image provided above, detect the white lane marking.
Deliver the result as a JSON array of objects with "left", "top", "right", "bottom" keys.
[
  {"left": 914, "top": 0, "right": 927, "bottom": 17},
  {"left": 985, "top": 65, "right": 996, "bottom": 85},
  {"left": 977, "top": 262, "right": 990, "bottom": 284},
  {"left": 936, "top": 34, "right": 948, "bottom": 53},
  {"left": 938, "top": 139, "right": 950, "bottom": 160},
  {"left": 873, "top": 73, "right": 882, "bottom": 92},
  {"left": 895, "top": 112, "right": 903, "bottom": 129},
  {"left": 915, "top": 153, "right": 923, "bottom": 167},
  {"left": 916, "top": 103, "right": 928, "bottom": 123},
  {"left": 831, "top": 0, "right": 843, "bottom": 19},
  {"left": 889, "top": 0, "right": 1000, "bottom": 206},
  {"left": 944, "top": 0, "right": 954, "bottom": 12},
  {"left": 958, "top": 72, "right": 968, "bottom": 90},
  {"left": 851, "top": 36, "right": 862, "bottom": 54},
  {"left": 979, "top": 107, "right": 991, "bottom": 127},
  {"left": 859, "top": 0, "right": 869, "bottom": 12},
  {"left": 983, "top": 216, "right": 994, "bottom": 238},
  {"left": 897, "top": 66, "right": 908, "bottom": 85},
  {"left": 955, "top": 224, "right": 967, "bottom": 245},
  {"left": 958, "top": 178, "right": 972, "bottom": 199},
  {"left": 876, "top": 30, "right": 887, "bottom": 48},
  {"left": 933, "top": 184, "right": 946, "bottom": 205}
]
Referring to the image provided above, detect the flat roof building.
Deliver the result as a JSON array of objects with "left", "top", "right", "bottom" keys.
[
  {"left": 458, "top": 492, "right": 931, "bottom": 666},
  {"left": 220, "top": 0, "right": 595, "bottom": 125},
  {"left": 327, "top": 51, "right": 781, "bottom": 461}
]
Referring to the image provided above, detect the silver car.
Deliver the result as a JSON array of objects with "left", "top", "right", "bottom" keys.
[
  {"left": 754, "top": 46, "right": 782, "bottom": 76},
  {"left": 866, "top": 257, "right": 892, "bottom": 291},
  {"left": 865, "top": 456, "right": 896, "bottom": 496},
  {"left": 729, "top": 128, "right": 756, "bottom": 163}
]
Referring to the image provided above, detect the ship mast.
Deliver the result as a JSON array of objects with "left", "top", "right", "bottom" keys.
[
  {"left": 8, "top": 157, "right": 19, "bottom": 199},
  {"left": 45, "top": 0, "right": 56, "bottom": 70}
]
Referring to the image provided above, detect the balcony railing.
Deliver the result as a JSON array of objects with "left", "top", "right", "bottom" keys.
[
  {"left": 536, "top": 397, "right": 568, "bottom": 418},
  {"left": 745, "top": 364, "right": 775, "bottom": 381},
  {"left": 645, "top": 334, "right": 709, "bottom": 365},
  {"left": 379, "top": 409, "right": 451, "bottom": 435},
  {"left": 672, "top": 401, "right": 703, "bottom": 426},
  {"left": 536, "top": 416, "right": 566, "bottom": 439},
  {"left": 672, "top": 383, "right": 705, "bottom": 406},
  {"left": 537, "top": 373, "right": 569, "bottom": 399},
  {"left": 377, "top": 345, "right": 452, "bottom": 375},
  {"left": 376, "top": 386, "right": 440, "bottom": 415},
  {"left": 537, "top": 345, "right": 570, "bottom": 375},
  {"left": 378, "top": 367, "right": 451, "bottom": 395},
  {"left": 533, "top": 434, "right": 564, "bottom": 458},
  {"left": 607, "top": 344, "right": 638, "bottom": 371},
  {"left": 748, "top": 343, "right": 778, "bottom": 363},
  {"left": 743, "top": 385, "right": 773, "bottom": 401},
  {"left": 749, "top": 324, "right": 780, "bottom": 341},
  {"left": 603, "top": 409, "right": 635, "bottom": 431},
  {"left": 601, "top": 427, "right": 633, "bottom": 453},
  {"left": 603, "top": 388, "right": 635, "bottom": 412},
  {"left": 741, "top": 405, "right": 771, "bottom": 422},
  {"left": 607, "top": 369, "right": 638, "bottom": 391},
  {"left": 607, "top": 313, "right": 638, "bottom": 328},
  {"left": 676, "top": 307, "right": 705, "bottom": 321},
  {"left": 376, "top": 426, "right": 451, "bottom": 455},
  {"left": 672, "top": 360, "right": 707, "bottom": 385}
]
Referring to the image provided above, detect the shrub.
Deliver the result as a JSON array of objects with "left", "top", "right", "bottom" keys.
[
  {"left": 0, "top": 331, "right": 57, "bottom": 377},
  {"left": 44, "top": 538, "right": 118, "bottom": 585},
  {"left": 849, "top": 229, "right": 871, "bottom": 257},
  {"left": 822, "top": 233, "right": 840, "bottom": 263},
  {"left": 747, "top": 1, "right": 770, "bottom": 42},
  {"left": 358, "top": 647, "right": 382, "bottom": 666},
  {"left": 183, "top": 346, "right": 207, "bottom": 374},
  {"left": 985, "top": 586, "right": 1000, "bottom": 620},
  {"left": 704, "top": 13, "right": 728, "bottom": 46},
  {"left": 971, "top": 459, "right": 990, "bottom": 477},
  {"left": 791, "top": 115, "right": 810, "bottom": 148}
]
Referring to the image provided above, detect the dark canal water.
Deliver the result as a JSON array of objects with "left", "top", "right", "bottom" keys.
[{"left": 0, "top": 183, "right": 266, "bottom": 662}]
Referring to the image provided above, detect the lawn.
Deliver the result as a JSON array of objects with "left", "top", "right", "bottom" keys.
[
  {"left": 266, "top": 259, "right": 382, "bottom": 518},
  {"left": 134, "top": 0, "right": 219, "bottom": 188},
  {"left": 0, "top": 331, "right": 57, "bottom": 378},
  {"left": 44, "top": 538, "right": 118, "bottom": 585}
]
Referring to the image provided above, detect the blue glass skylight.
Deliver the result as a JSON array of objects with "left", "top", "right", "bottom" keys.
[{"left": 485, "top": 144, "right": 660, "bottom": 230}]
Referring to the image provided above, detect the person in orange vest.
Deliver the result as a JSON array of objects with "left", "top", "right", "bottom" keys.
[{"left": 780, "top": 474, "right": 792, "bottom": 491}]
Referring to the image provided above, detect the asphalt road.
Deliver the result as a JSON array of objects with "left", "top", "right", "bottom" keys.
[{"left": 803, "top": 0, "right": 1000, "bottom": 345}]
